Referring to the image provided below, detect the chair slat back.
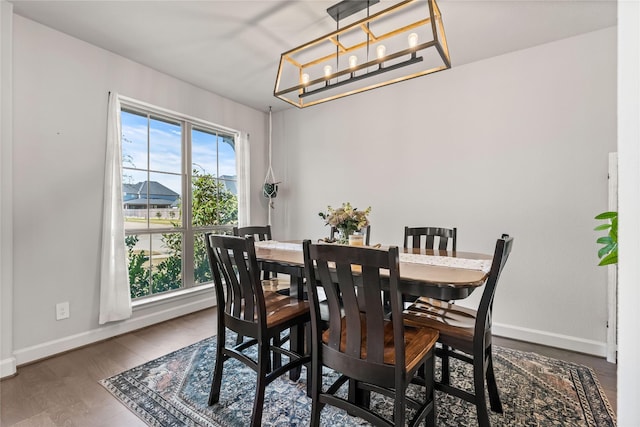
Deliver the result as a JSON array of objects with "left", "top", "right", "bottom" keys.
[
  {"left": 205, "top": 234, "right": 266, "bottom": 331},
  {"left": 404, "top": 226, "right": 457, "bottom": 251},
  {"left": 476, "top": 234, "right": 514, "bottom": 339},
  {"left": 303, "top": 241, "right": 404, "bottom": 371},
  {"left": 233, "top": 225, "right": 273, "bottom": 280},
  {"left": 233, "top": 225, "right": 272, "bottom": 241}
]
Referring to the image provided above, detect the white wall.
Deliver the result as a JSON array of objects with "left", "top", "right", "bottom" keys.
[
  {"left": 617, "top": 1, "right": 640, "bottom": 424},
  {"left": 0, "top": 0, "right": 15, "bottom": 377},
  {"left": 8, "top": 15, "right": 269, "bottom": 365},
  {"left": 272, "top": 27, "right": 617, "bottom": 355}
]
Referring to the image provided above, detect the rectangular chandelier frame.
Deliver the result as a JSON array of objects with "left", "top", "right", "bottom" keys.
[{"left": 274, "top": 0, "right": 450, "bottom": 108}]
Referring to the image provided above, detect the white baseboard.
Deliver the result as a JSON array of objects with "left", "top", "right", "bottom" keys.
[
  {"left": 0, "top": 356, "right": 16, "bottom": 378},
  {"left": 6, "top": 303, "right": 606, "bottom": 377},
  {"left": 12, "top": 296, "right": 216, "bottom": 368},
  {"left": 493, "top": 322, "right": 607, "bottom": 357}
]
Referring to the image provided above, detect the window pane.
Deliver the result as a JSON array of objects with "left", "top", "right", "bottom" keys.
[
  {"left": 194, "top": 228, "right": 234, "bottom": 285},
  {"left": 150, "top": 232, "right": 182, "bottom": 294},
  {"left": 191, "top": 128, "right": 217, "bottom": 176},
  {"left": 149, "top": 116, "right": 182, "bottom": 174},
  {"left": 123, "top": 169, "right": 149, "bottom": 229},
  {"left": 193, "top": 232, "right": 211, "bottom": 285},
  {"left": 121, "top": 110, "right": 148, "bottom": 171},
  {"left": 191, "top": 129, "right": 237, "bottom": 227},
  {"left": 218, "top": 135, "right": 237, "bottom": 226},
  {"left": 219, "top": 176, "right": 237, "bottom": 196},
  {"left": 218, "top": 135, "right": 236, "bottom": 177},
  {"left": 126, "top": 234, "right": 151, "bottom": 298},
  {"left": 191, "top": 175, "right": 238, "bottom": 226},
  {"left": 149, "top": 171, "right": 182, "bottom": 227}
]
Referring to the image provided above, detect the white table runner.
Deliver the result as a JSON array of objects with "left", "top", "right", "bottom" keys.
[
  {"left": 399, "top": 253, "right": 492, "bottom": 273},
  {"left": 255, "top": 241, "right": 491, "bottom": 273},
  {"left": 254, "top": 241, "right": 303, "bottom": 251}
]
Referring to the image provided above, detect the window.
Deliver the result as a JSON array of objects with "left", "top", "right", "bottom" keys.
[{"left": 121, "top": 103, "right": 239, "bottom": 300}]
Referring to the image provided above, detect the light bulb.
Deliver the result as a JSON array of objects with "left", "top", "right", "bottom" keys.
[
  {"left": 376, "top": 44, "right": 386, "bottom": 59},
  {"left": 348, "top": 55, "right": 358, "bottom": 69},
  {"left": 323, "top": 65, "right": 332, "bottom": 78},
  {"left": 301, "top": 73, "right": 310, "bottom": 85},
  {"left": 408, "top": 33, "right": 419, "bottom": 48}
]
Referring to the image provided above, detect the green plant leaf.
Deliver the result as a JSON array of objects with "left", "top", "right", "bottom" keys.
[
  {"left": 598, "top": 244, "right": 614, "bottom": 259},
  {"left": 594, "top": 211, "right": 618, "bottom": 266},
  {"left": 594, "top": 224, "right": 611, "bottom": 231},
  {"left": 598, "top": 252, "right": 618, "bottom": 266},
  {"left": 595, "top": 211, "right": 618, "bottom": 220}
]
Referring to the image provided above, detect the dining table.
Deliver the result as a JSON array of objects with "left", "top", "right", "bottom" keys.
[
  {"left": 253, "top": 239, "right": 494, "bottom": 389},
  {"left": 254, "top": 240, "right": 493, "bottom": 301}
]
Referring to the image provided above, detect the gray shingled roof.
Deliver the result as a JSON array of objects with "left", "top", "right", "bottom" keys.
[{"left": 122, "top": 181, "right": 179, "bottom": 198}]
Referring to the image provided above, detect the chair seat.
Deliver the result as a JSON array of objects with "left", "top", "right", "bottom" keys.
[
  {"left": 263, "top": 291, "right": 310, "bottom": 328},
  {"left": 403, "top": 297, "right": 484, "bottom": 353},
  {"left": 322, "top": 315, "right": 439, "bottom": 372},
  {"left": 227, "top": 291, "right": 309, "bottom": 339}
]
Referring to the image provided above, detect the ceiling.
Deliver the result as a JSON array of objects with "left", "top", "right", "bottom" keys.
[{"left": 10, "top": 0, "right": 617, "bottom": 112}]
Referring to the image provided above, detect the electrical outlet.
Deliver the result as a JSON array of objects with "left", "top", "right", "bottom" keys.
[{"left": 56, "top": 302, "right": 69, "bottom": 320}]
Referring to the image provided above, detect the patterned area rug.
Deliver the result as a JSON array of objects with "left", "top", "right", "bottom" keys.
[{"left": 101, "top": 335, "right": 616, "bottom": 426}]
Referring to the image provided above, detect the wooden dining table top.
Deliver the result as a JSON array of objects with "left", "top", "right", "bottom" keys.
[{"left": 254, "top": 241, "right": 493, "bottom": 301}]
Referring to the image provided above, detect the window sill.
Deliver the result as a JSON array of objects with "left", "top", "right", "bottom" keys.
[{"left": 132, "top": 283, "right": 215, "bottom": 311}]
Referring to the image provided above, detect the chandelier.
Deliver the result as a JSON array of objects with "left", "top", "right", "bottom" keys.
[{"left": 273, "top": 0, "right": 450, "bottom": 108}]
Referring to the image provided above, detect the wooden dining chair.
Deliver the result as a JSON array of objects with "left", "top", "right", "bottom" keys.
[
  {"left": 233, "top": 225, "right": 273, "bottom": 280},
  {"left": 403, "top": 234, "right": 514, "bottom": 427},
  {"left": 204, "top": 234, "right": 311, "bottom": 427},
  {"left": 233, "top": 225, "right": 272, "bottom": 241},
  {"left": 302, "top": 240, "right": 439, "bottom": 427},
  {"left": 329, "top": 224, "right": 371, "bottom": 245},
  {"left": 403, "top": 226, "right": 457, "bottom": 251},
  {"left": 402, "top": 226, "right": 457, "bottom": 308}
]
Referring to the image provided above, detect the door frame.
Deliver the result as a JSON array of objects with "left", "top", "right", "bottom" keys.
[{"left": 606, "top": 152, "right": 618, "bottom": 363}]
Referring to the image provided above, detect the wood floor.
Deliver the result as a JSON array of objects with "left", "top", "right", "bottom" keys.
[{"left": 0, "top": 308, "right": 617, "bottom": 426}]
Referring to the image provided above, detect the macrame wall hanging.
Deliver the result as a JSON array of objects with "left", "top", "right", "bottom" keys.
[{"left": 263, "top": 106, "right": 280, "bottom": 226}]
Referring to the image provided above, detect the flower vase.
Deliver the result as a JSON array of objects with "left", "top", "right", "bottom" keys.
[
  {"left": 338, "top": 228, "right": 364, "bottom": 245},
  {"left": 336, "top": 227, "right": 357, "bottom": 244}
]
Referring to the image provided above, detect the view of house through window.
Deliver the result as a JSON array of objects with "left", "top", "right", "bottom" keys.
[{"left": 121, "top": 104, "right": 238, "bottom": 300}]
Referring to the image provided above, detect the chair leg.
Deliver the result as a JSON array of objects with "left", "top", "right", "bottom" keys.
[
  {"left": 272, "top": 333, "right": 282, "bottom": 371},
  {"left": 485, "top": 348, "right": 503, "bottom": 413},
  {"left": 440, "top": 345, "right": 451, "bottom": 385},
  {"left": 394, "top": 389, "right": 405, "bottom": 427},
  {"left": 473, "top": 358, "right": 491, "bottom": 427},
  {"left": 250, "top": 342, "right": 269, "bottom": 427},
  {"left": 305, "top": 322, "right": 313, "bottom": 397},
  {"left": 289, "top": 325, "right": 304, "bottom": 381},
  {"left": 208, "top": 330, "right": 226, "bottom": 405},
  {"left": 309, "top": 353, "right": 322, "bottom": 427},
  {"left": 425, "top": 354, "right": 436, "bottom": 427}
]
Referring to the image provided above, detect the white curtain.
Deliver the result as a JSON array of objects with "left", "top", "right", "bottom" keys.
[
  {"left": 237, "top": 132, "right": 250, "bottom": 227},
  {"left": 99, "top": 92, "right": 132, "bottom": 324}
]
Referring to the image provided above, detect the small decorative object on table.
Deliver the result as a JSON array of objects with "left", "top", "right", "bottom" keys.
[{"left": 319, "top": 202, "right": 371, "bottom": 245}]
